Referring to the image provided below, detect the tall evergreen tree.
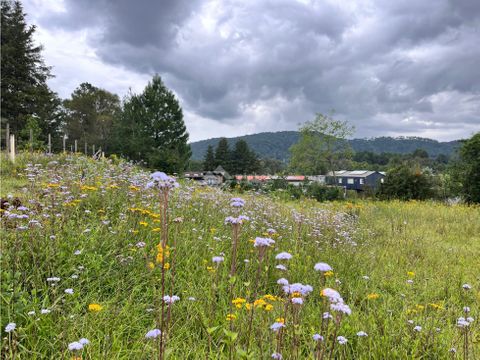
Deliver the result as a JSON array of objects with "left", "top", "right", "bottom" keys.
[
  {"left": 115, "top": 75, "right": 191, "bottom": 173},
  {"left": 63, "top": 83, "right": 120, "bottom": 152},
  {"left": 231, "top": 140, "right": 260, "bottom": 174},
  {"left": 1, "top": 0, "right": 60, "bottom": 141},
  {"left": 214, "top": 138, "right": 231, "bottom": 171},
  {"left": 203, "top": 145, "right": 216, "bottom": 171}
]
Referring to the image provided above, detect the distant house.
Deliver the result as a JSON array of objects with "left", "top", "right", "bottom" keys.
[
  {"left": 235, "top": 175, "right": 326, "bottom": 186},
  {"left": 326, "top": 170, "right": 385, "bottom": 191},
  {"left": 184, "top": 165, "right": 231, "bottom": 186}
]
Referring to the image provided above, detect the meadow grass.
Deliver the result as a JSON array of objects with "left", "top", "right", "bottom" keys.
[{"left": 0, "top": 153, "right": 479, "bottom": 359}]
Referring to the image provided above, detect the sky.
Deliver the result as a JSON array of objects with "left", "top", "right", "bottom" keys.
[{"left": 22, "top": 0, "right": 480, "bottom": 142}]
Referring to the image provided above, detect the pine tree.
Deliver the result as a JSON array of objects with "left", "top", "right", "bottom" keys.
[
  {"left": 1, "top": 0, "right": 60, "bottom": 141},
  {"left": 203, "top": 145, "right": 216, "bottom": 171},
  {"left": 231, "top": 140, "right": 260, "bottom": 174},
  {"left": 214, "top": 138, "right": 231, "bottom": 171},
  {"left": 115, "top": 75, "right": 191, "bottom": 173}
]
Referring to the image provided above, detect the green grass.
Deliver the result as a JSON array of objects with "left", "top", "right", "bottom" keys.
[{"left": 1, "top": 152, "right": 479, "bottom": 359}]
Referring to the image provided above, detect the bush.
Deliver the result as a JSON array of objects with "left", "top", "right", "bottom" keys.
[
  {"left": 379, "top": 164, "right": 435, "bottom": 200},
  {"left": 306, "top": 183, "right": 343, "bottom": 202}
]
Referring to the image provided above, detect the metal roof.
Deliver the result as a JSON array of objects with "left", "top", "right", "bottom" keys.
[{"left": 327, "top": 170, "right": 381, "bottom": 178}]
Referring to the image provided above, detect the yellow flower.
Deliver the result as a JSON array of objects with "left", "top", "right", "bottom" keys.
[
  {"left": 147, "top": 262, "right": 155, "bottom": 270},
  {"left": 407, "top": 271, "right": 415, "bottom": 278},
  {"left": 264, "top": 304, "right": 273, "bottom": 311},
  {"left": 275, "top": 317, "right": 285, "bottom": 324},
  {"left": 232, "top": 298, "right": 247, "bottom": 308},
  {"left": 151, "top": 227, "right": 161, "bottom": 232},
  {"left": 129, "top": 185, "right": 140, "bottom": 191},
  {"left": 415, "top": 304, "right": 425, "bottom": 311},
  {"left": 226, "top": 313, "right": 237, "bottom": 321},
  {"left": 88, "top": 303, "right": 103, "bottom": 312},
  {"left": 163, "top": 262, "right": 170, "bottom": 270},
  {"left": 428, "top": 303, "right": 442, "bottom": 310},
  {"left": 367, "top": 293, "right": 380, "bottom": 300},
  {"left": 324, "top": 271, "right": 334, "bottom": 277},
  {"left": 263, "top": 294, "right": 278, "bottom": 302},
  {"left": 47, "top": 183, "right": 60, "bottom": 188},
  {"left": 139, "top": 221, "right": 148, "bottom": 227},
  {"left": 206, "top": 266, "right": 215, "bottom": 273},
  {"left": 254, "top": 299, "right": 267, "bottom": 308},
  {"left": 245, "top": 303, "right": 252, "bottom": 310}
]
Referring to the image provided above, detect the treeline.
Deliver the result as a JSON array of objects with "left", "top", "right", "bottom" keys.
[{"left": 1, "top": 1, "right": 190, "bottom": 173}]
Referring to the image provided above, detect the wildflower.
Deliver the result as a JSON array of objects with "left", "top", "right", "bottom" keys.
[
  {"left": 323, "top": 312, "right": 333, "bottom": 319},
  {"left": 320, "top": 288, "right": 342, "bottom": 302},
  {"left": 136, "top": 242, "right": 146, "bottom": 248},
  {"left": 264, "top": 304, "right": 274, "bottom": 311},
  {"left": 88, "top": 303, "right": 103, "bottom": 312},
  {"left": 449, "top": 348, "right": 457, "bottom": 354},
  {"left": 324, "top": 270, "right": 334, "bottom": 277},
  {"left": 74, "top": 250, "right": 82, "bottom": 255},
  {"left": 41, "top": 309, "right": 51, "bottom": 314},
  {"left": 188, "top": 297, "right": 196, "bottom": 301},
  {"left": 68, "top": 342, "right": 84, "bottom": 351},
  {"left": 270, "top": 322, "right": 286, "bottom": 332},
  {"left": 462, "top": 284, "right": 472, "bottom": 290},
  {"left": 337, "top": 336, "right": 348, "bottom": 345},
  {"left": 232, "top": 298, "right": 247, "bottom": 308},
  {"left": 5, "top": 323, "right": 16, "bottom": 333},
  {"left": 212, "top": 256, "right": 224, "bottom": 264},
  {"left": 362, "top": 275, "right": 370, "bottom": 280},
  {"left": 163, "top": 262, "right": 170, "bottom": 270},
  {"left": 46, "top": 277, "right": 61, "bottom": 282},
  {"left": 226, "top": 313, "right": 237, "bottom": 321},
  {"left": 313, "top": 334, "right": 324, "bottom": 341},
  {"left": 277, "top": 278, "right": 289, "bottom": 286},
  {"left": 275, "top": 317, "right": 285, "bottom": 324},
  {"left": 406, "top": 279, "right": 414, "bottom": 284},
  {"left": 65, "top": 288, "right": 74, "bottom": 295},
  {"left": 254, "top": 237, "right": 275, "bottom": 247},
  {"left": 457, "top": 317, "right": 470, "bottom": 328},
  {"left": 292, "top": 297, "right": 304, "bottom": 305},
  {"left": 276, "top": 264, "right": 287, "bottom": 271},
  {"left": 464, "top": 306, "right": 470, "bottom": 313},
  {"left": 145, "top": 329, "right": 162, "bottom": 339},
  {"left": 330, "top": 302, "right": 352, "bottom": 315},
  {"left": 230, "top": 198, "right": 245, "bottom": 207},
  {"left": 275, "top": 252, "right": 292, "bottom": 260},
  {"left": 163, "top": 295, "right": 180, "bottom": 304},
  {"left": 314, "top": 262, "right": 332, "bottom": 272},
  {"left": 271, "top": 352, "right": 282, "bottom": 359},
  {"left": 407, "top": 271, "right": 415, "bottom": 277},
  {"left": 367, "top": 293, "right": 380, "bottom": 300},
  {"left": 413, "top": 326, "right": 422, "bottom": 332},
  {"left": 79, "top": 338, "right": 90, "bottom": 345},
  {"left": 27, "top": 311, "right": 35, "bottom": 316},
  {"left": 147, "top": 171, "right": 178, "bottom": 189},
  {"left": 284, "top": 283, "right": 313, "bottom": 296},
  {"left": 357, "top": 331, "right": 368, "bottom": 337}
]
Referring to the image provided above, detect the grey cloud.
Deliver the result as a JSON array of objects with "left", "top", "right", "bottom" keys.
[{"left": 35, "top": 0, "right": 480, "bottom": 139}]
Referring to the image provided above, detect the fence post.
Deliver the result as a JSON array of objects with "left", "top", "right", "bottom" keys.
[
  {"left": 48, "top": 133, "right": 52, "bottom": 154},
  {"left": 74, "top": 140, "right": 78, "bottom": 153},
  {"left": 63, "top": 135, "right": 66, "bottom": 153},
  {"left": 84, "top": 142, "right": 87, "bottom": 154},
  {"left": 8, "top": 134, "right": 15, "bottom": 163},
  {"left": 30, "top": 128, "right": 33, "bottom": 153},
  {"left": 70, "top": 145, "right": 73, "bottom": 152},
  {"left": 92, "top": 144, "right": 95, "bottom": 156}
]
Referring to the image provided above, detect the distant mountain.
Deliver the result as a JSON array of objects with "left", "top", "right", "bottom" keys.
[{"left": 190, "top": 131, "right": 461, "bottom": 161}]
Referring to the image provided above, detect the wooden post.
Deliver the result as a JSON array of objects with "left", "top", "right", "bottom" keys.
[
  {"left": 74, "top": 140, "right": 78, "bottom": 153},
  {"left": 8, "top": 134, "right": 15, "bottom": 163},
  {"left": 92, "top": 144, "right": 95, "bottom": 156},
  {"left": 6, "top": 123, "right": 10, "bottom": 153},
  {"left": 70, "top": 145, "right": 73, "bottom": 152},
  {"left": 30, "top": 128, "right": 33, "bottom": 153},
  {"left": 63, "top": 135, "right": 66, "bottom": 153},
  {"left": 48, "top": 134, "right": 52, "bottom": 154}
]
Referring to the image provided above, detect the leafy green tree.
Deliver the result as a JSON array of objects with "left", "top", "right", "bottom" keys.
[
  {"left": 231, "top": 140, "right": 260, "bottom": 174},
  {"left": 457, "top": 133, "right": 480, "bottom": 203},
  {"left": 1, "top": 0, "right": 60, "bottom": 141},
  {"left": 19, "top": 115, "right": 43, "bottom": 150},
  {"left": 214, "top": 138, "right": 231, "bottom": 170},
  {"left": 289, "top": 113, "right": 354, "bottom": 176},
  {"left": 115, "top": 75, "right": 191, "bottom": 173},
  {"left": 203, "top": 145, "right": 216, "bottom": 170},
  {"left": 379, "top": 163, "right": 435, "bottom": 200},
  {"left": 63, "top": 83, "right": 121, "bottom": 153}
]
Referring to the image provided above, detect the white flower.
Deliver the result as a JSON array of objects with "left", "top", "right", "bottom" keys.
[
  {"left": 74, "top": 250, "right": 82, "bottom": 255},
  {"left": 71, "top": 274, "right": 79, "bottom": 279},
  {"left": 275, "top": 252, "right": 292, "bottom": 260},
  {"left": 46, "top": 277, "right": 60, "bottom": 282},
  {"left": 64, "top": 288, "right": 74, "bottom": 295},
  {"left": 357, "top": 331, "right": 368, "bottom": 337},
  {"left": 41, "top": 309, "right": 51, "bottom": 314},
  {"left": 188, "top": 297, "right": 196, "bottom": 301},
  {"left": 78, "top": 338, "right": 90, "bottom": 345},
  {"left": 406, "top": 280, "right": 414, "bottom": 284},
  {"left": 313, "top": 334, "right": 324, "bottom": 341},
  {"left": 407, "top": 320, "right": 414, "bottom": 325},
  {"left": 463, "top": 306, "right": 470, "bottom": 313},
  {"left": 449, "top": 348, "right": 457, "bottom": 353},
  {"left": 68, "top": 342, "right": 83, "bottom": 351},
  {"left": 291, "top": 297, "right": 304, "bottom": 305},
  {"left": 5, "top": 323, "right": 16, "bottom": 333},
  {"left": 314, "top": 262, "right": 332, "bottom": 272},
  {"left": 277, "top": 278, "right": 289, "bottom": 286},
  {"left": 362, "top": 275, "right": 370, "bottom": 280},
  {"left": 135, "top": 242, "right": 146, "bottom": 248},
  {"left": 413, "top": 326, "right": 422, "bottom": 332},
  {"left": 337, "top": 336, "right": 348, "bottom": 345},
  {"left": 145, "top": 329, "right": 162, "bottom": 339},
  {"left": 275, "top": 264, "right": 287, "bottom": 271},
  {"left": 212, "top": 256, "right": 224, "bottom": 264},
  {"left": 27, "top": 311, "right": 36, "bottom": 316},
  {"left": 163, "top": 295, "right": 180, "bottom": 304},
  {"left": 323, "top": 312, "right": 333, "bottom": 319},
  {"left": 330, "top": 302, "right": 352, "bottom": 315},
  {"left": 270, "top": 322, "right": 285, "bottom": 332},
  {"left": 462, "top": 284, "right": 472, "bottom": 290}
]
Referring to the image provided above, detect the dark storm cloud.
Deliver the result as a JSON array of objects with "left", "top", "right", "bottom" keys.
[{"left": 40, "top": 0, "right": 480, "bottom": 139}]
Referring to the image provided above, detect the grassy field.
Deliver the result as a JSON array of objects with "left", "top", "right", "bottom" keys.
[{"left": 1, "top": 153, "right": 479, "bottom": 359}]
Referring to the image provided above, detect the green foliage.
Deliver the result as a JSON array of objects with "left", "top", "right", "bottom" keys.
[
  {"left": 19, "top": 115, "right": 44, "bottom": 150},
  {"left": 458, "top": 132, "right": 480, "bottom": 203},
  {"left": 289, "top": 113, "right": 354, "bottom": 175},
  {"left": 230, "top": 140, "right": 260, "bottom": 174},
  {"left": 379, "top": 164, "right": 436, "bottom": 200},
  {"left": 214, "top": 138, "right": 231, "bottom": 170},
  {"left": 63, "top": 83, "right": 121, "bottom": 152},
  {"left": 306, "top": 183, "right": 343, "bottom": 202},
  {"left": 203, "top": 145, "right": 216, "bottom": 171},
  {"left": 114, "top": 75, "right": 191, "bottom": 173},
  {"left": 1, "top": 0, "right": 61, "bottom": 140}
]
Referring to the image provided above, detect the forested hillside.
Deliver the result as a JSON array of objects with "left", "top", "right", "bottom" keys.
[{"left": 190, "top": 131, "right": 460, "bottom": 160}]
